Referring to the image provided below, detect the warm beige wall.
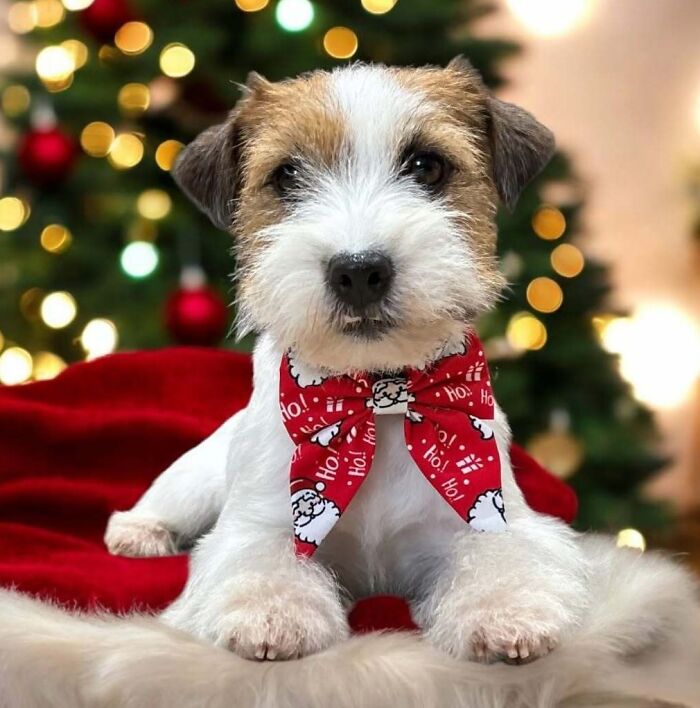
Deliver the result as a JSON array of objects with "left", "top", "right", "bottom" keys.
[{"left": 478, "top": 0, "right": 700, "bottom": 508}]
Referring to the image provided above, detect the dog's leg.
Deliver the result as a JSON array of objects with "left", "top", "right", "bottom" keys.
[{"left": 105, "top": 412, "right": 244, "bottom": 557}]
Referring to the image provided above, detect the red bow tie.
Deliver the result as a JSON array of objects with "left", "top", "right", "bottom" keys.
[{"left": 280, "top": 332, "right": 506, "bottom": 556}]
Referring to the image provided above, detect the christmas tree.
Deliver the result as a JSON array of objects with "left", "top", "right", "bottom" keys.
[{"left": 0, "top": 0, "right": 668, "bottom": 534}]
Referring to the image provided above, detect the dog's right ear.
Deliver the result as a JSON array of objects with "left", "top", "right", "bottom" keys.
[{"left": 172, "top": 72, "right": 270, "bottom": 231}]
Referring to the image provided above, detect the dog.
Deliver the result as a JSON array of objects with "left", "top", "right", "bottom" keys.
[{"left": 94, "top": 59, "right": 700, "bottom": 705}]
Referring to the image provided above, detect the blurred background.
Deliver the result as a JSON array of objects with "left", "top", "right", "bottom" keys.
[{"left": 0, "top": 0, "right": 698, "bottom": 566}]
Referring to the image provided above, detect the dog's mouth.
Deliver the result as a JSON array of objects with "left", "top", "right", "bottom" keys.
[{"left": 339, "top": 314, "right": 395, "bottom": 339}]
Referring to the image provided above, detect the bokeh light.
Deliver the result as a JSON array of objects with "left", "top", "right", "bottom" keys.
[
  {"left": 118, "top": 82, "right": 150, "bottom": 115},
  {"left": 551, "top": 243, "right": 584, "bottom": 278},
  {"left": 0, "top": 347, "right": 33, "bottom": 385},
  {"left": 136, "top": 189, "right": 172, "bottom": 220},
  {"left": 616, "top": 528, "right": 646, "bottom": 552},
  {"left": 275, "top": 0, "right": 314, "bottom": 32},
  {"left": 108, "top": 133, "right": 144, "bottom": 169},
  {"left": 8, "top": 2, "right": 37, "bottom": 33},
  {"left": 114, "top": 21, "right": 153, "bottom": 55},
  {"left": 19, "top": 288, "right": 45, "bottom": 322},
  {"left": 506, "top": 312, "right": 548, "bottom": 351},
  {"left": 155, "top": 139, "right": 184, "bottom": 171},
  {"left": 159, "top": 43, "right": 195, "bottom": 78},
  {"left": 81, "top": 318, "right": 118, "bottom": 358},
  {"left": 0, "top": 197, "right": 29, "bottom": 231},
  {"left": 361, "top": 0, "right": 396, "bottom": 14},
  {"left": 235, "top": 0, "right": 269, "bottom": 10},
  {"left": 40, "top": 224, "right": 72, "bottom": 254},
  {"left": 506, "top": 0, "right": 593, "bottom": 37},
  {"left": 33, "top": 351, "right": 67, "bottom": 380},
  {"left": 40, "top": 291, "right": 77, "bottom": 329},
  {"left": 61, "top": 39, "right": 89, "bottom": 69},
  {"left": 323, "top": 27, "right": 358, "bottom": 59},
  {"left": 81, "top": 121, "right": 115, "bottom": 157},
  {"left": 532, "top": 206, "right": 566, "bottom": 240},
  {"left": 120, "top": 241, "right": 159, "bottom": 278},
  {"left": 2, "top": 85, "right": 31, "bottom": 117},
  {"left": 34, "top": 0, "right": 65, "bottom": 28},
  {"left": 526, "top": 276, "right": 563, "bottom": 313},
  {"left": 35, "top": 45, "right": 74, "bottom": 83},
  {"left": 61, "top": 0, "right": 95, "bottom": 9}
]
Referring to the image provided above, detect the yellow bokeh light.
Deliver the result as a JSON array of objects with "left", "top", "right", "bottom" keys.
[
  {"left": 551, "top": 243, "right": 584, "bottom": 278},
  {"left": 0, "top": 197, "right": 29, "bottom": 231},
  {"left": 40, "top": 224, "right": 72, "bottom": 254},
  {"left": 235, "top": 0, "right": 268, "bottom": 10},
  {"left": 35, "top": 45, "right": 75, "bottom": 82},
  {"left": 117, "top": 82, "right": 150, "bottom": 115},
  {"left": 616, "top": 528, "right": 646, "bottom": 552},
  {"left": 526, "top": 276, "right": 563, "bottom": 314},
  {"left": 136, "top": 189, "right": 172, "bottom": 220},
  {"left": 34, "top": 0, "right": 65, "bottom": 27},
  {"left": 114, "top": 21, "right": 153, "bottom": 55},
  {"left": 40, "top": 291, "right": 77, "bottom": 329},
  {"left": 61, "top": 39, "right": 88, "bottom": 69},
  {"left": 507, "top": 0, "right": 593, "bottom": 37},
  {"left": 62, "top": 0, "right": 94, "bottom": 9},
  {"left": 44, "top": 74, "right": 74, "bottom": 93},
  {"left": 8, "top": 2, "right": 37, "bottom": 33},
  {"left": 108, "top": 133, "right": 144, "bottom": 170},
  {"left": 532, "top": 206, "right": 566, "bottom": 240},
  {"left": 80, "top": 121, "right": 115, "bottom": 158},
  {"left": 155, "top": 139, "right": 184, "bottom": 171},
  {"left": 19, "top": 288, "right": 45, "bottom": 321},
  {"left": 159, "top": 43, "right": 195, "bottom": 78},
  {"left": 0, "top": 347, "right": 33, "bottom": 385},
  {"left": 323, "top": 26, "right": 358, "bottom": 59},
  {"left": 126, "top": 218, "right": 157, "bottom": 242},
  {"left": 361, "top": 0, "right": 396, "bottom": 14},
  {"left": 81, "top": 318, "right": 118, "bottom": 358},
  {"left": 0, "top": 330, "right": 3, "bottom": 351},
  {"left": 2, "top": 85, "right": 31, "bottom": 116},
  {"left": 506, "top": 312, "right": 548, "bottom": 351},
  {"left": 33, "top": 351, "right": 67, "bottom": 380}
]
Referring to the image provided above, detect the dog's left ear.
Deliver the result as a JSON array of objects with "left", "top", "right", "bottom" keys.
[{"left": 448, "top": 56, "right": 555, "bottom": 210}]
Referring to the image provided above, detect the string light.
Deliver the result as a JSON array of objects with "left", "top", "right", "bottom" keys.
[
  {"left": 136, "top": 189, "right": 172, "bottom": 220},
  {"left": 526, "top": 276, "right": 563, "bottom": 313},
  {"left": 40, "top": 224, "right": 72, "bottom": 254},
  {"left": 361, "top": 0, "right": 396, "bottom": 14},
  {"left": 323, "top": 27, "right": 358, "bottom": 59},
  {"left": 81, "top": 318, "right": 118, "bottom": 358},
  {"left": 8, "top": 2, "right": 37, "bottom": 33},
  {"left": 532, "top": 206, "right": 566, "bottom": 240},
  {"left": 275, "top": 0, "right": 314, "bottom": 32},
  {"left": 0, "top": 197, "right": 29, "bottom": 231},
  {"left": 40, "top": 291, "right": 77, "bottom": 329},
  {"left": 35, "top": 45, "right": 75, "bottom": 84},
  {"left": 108, "top": 133, "right": 144, "bottom": 169},
  {"left": 33, "top": 351, "right": 67, "bottom": 380},
  {"left": 114, "top": 21, "right": 153, "bottom": 55},
  {"left": 155, "top": 139, "right": 184, "bottom": 171},
  {"left": 81, "top": 121, "right": 115, "bottom": 157},
  {"left": 34, "top": 0, "right": 65, "bottom": 27},
  {"left": 616, "top": 528, "right": 646, "bottom": 552},
  {"left": 0, "top": 347, "right": 33, "bottom": 385},
  {"left": 61, "top": 39, "right": 88, "bottom": 69},
  {"left": 506, "top": 312, "right": 548, "bottom": 351},
  {"left": 120, "top": 241, "right": 159, "bottom": 278},
  {"left": 235, "top": 0, "right": 269, "bottom": 10},
  {"left": 117, "top": 83, "right": 150, "bottom": 115},
  {"left": 2, "top": 85, "right": 31, "bottom": 116},
  {"left": 61, "top": 0, "right": 95, "bottom": 9},
  {"left": 551, "top": 243, "right": 584, "bottom": 278},
  {"left": 506, "top": 0, "right": 593, "bottom": 37},
  {"left": 159, "top": 43, "right": 195, "bottom": 78}
]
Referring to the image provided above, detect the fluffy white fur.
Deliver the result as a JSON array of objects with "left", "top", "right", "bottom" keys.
[{"left": 2, "top": 64, "right": 699, "bottom": 706}]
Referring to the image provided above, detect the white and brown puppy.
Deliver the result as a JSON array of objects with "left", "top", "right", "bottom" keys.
[{"left": 103, "top": 59, "right": 699, "bottom": 694}]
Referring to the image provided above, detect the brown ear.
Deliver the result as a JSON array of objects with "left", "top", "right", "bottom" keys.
[{"left": 486, "top": 97, "right": 555, "bottom": 210}]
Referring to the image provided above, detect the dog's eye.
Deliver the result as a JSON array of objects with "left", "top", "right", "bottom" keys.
[
  {"left": 402, "top": 151, "right": 450, "bottom": 190},
  {"left": 271, "top": 162, "right": 301, "bottom": 197}
]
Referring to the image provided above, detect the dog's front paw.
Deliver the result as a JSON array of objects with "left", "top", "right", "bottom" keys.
[{"left": 104, "top": 511, "right": 176, "bottom": 558}]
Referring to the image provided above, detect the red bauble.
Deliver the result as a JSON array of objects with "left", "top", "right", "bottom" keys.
[
  {"left": 165, "top": 285, "right": 229, "bottom": 347},
  {"left": 18, "top": 127, "right": 77, "bottom": 187},
  {"left": 79, "top": 0, "right": 134, "bottom": 43}
]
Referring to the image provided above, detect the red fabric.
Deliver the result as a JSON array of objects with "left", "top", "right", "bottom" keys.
[{"left": 0, "top": 348, "right": 577, "bottom": 631}]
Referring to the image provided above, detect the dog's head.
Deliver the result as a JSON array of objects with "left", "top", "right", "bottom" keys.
[{"left": 174, "top": 59, "right": 554, "bottom": 373}]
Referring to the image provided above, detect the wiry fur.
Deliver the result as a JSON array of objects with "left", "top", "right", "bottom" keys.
[{"left": 2, "top": 61, "right": 699, "bottom": 706}]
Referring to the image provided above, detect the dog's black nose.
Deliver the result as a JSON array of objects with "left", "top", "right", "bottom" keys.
[{"left": 327, "top": 251, "right": 394, "bottom": 309}]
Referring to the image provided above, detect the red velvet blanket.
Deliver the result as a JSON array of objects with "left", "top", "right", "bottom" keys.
[{"left": 0, "top": 348, "right": 577, "bottom": 632}]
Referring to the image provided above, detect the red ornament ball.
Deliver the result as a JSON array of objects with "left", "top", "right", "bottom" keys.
[
  {"left": 165, "top": 285, "right": 229, "bottom": 346},
  {"left": 79, "top": 0, "right": 134, "bottom": 43},
  {"left": 18, "top": 127, "right": 77, "bottom": 187}
]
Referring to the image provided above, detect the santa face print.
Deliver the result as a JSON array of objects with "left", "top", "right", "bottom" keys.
[
  {"left": 291, "top": 481, "right": 342, "bottom": 547},
  {"left": 367, "top": 377, "right": 415, "bottom": 415}
]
